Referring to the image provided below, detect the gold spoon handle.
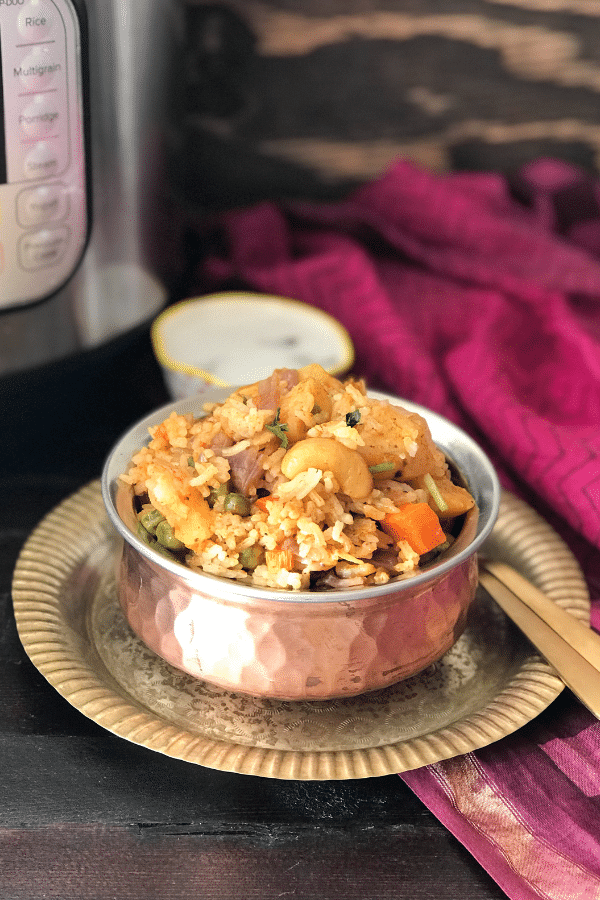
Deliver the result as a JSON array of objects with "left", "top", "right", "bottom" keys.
[{"left": 479, "top": 559, "right": 600, "bottom": 719}]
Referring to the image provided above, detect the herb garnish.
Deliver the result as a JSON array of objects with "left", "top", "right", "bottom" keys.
[
  {"left": 346, "top": 410, "right": 361, "bottom": 427},
  {"left": 266, "top": 408, "right": 289, "bottom": 449}
]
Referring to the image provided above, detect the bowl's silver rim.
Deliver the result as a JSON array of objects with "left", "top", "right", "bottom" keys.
[{"left": 101, "top": 388, "right": 501, "bottom": 605}]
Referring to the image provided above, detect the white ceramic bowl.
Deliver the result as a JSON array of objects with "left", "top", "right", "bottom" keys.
[
  {"left": 102, "top": 389, "right": 500, "bottom": 701},
  {"left": 151, "top": 292, "right": 355, "bottom": 399}
]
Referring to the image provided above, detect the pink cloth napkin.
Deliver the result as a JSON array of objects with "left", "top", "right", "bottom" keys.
[{"left": 196, "top": 158, "right": 600, "bottom": 899}]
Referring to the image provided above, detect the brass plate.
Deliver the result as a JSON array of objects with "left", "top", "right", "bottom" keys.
[{"left": 12, "top": 482, "right": 589, "bottom": 780}]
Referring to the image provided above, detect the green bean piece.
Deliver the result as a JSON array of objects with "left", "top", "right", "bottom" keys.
[
  {"left": 239, "top": 546, "right": 263, "bottom": 570},
  {"left": 155, "top": 520, "right": 186, "bottom": 551},
  {"left": 368, "top": 461, "right": 396, "bottom": 474},
  {"left": 153, "top": 545, "right": 181, "bottom": 563},
  {"left": 137, "top": 521, "right": 155, "bottom": 545},
  {"left": 207, "top": 482, "right": 230, "bottom": 507},
  {"left": 224, "top": 492, "right": 251, "bottom": 516},
  {"left": 138, "top": 507, "right": 165, "bottom": 535}
]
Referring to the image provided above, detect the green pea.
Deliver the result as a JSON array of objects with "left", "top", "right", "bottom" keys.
[
  {"left": 207, "top": 482, "right": 230, "bottom": 507},
  {"left": 239, "top": 546, "right": 263, "bottom": 570},
  {"left": 224, "top": 492, "right": 251, "bottom": 516},
  {"left": 155, "top": 520, "right": 186, "bottom": 551},
  {"left": 138, "top": 508, "right": 165, "bottom": 535}
]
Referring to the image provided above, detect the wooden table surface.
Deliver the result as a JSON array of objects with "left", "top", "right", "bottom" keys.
[{"left": 0, "top": 329, "right": 507, "bottom": 900}]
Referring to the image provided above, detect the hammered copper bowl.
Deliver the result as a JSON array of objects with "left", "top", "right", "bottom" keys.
[{"left": 101, "top": 389, "right": 500, "bottom": 701}]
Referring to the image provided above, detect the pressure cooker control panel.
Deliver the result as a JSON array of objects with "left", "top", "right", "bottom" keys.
[{"left": 0, "top": 0, "right": 88, "bottom": 310}]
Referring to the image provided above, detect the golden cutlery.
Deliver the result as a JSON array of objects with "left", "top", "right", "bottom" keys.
[{"left": 479, "top": 559, "right": 600, "bottom": 719}]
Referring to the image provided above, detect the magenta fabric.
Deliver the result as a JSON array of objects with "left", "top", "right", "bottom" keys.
[{"left": 196, "top": 158, "right": 600, "bottom": 899}]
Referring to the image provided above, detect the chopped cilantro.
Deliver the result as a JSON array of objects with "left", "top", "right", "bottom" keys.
[{"left": 266, "top": 408, "right": 289, "bottom": 449}]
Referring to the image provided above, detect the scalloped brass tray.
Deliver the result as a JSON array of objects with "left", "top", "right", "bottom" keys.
[{"left": 12, "top": 482, "right": 589, "bottom": 780}]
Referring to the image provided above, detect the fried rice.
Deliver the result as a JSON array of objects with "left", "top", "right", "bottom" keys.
[{"left": 120, "top": 364, "right": 476, "bottom": 590}]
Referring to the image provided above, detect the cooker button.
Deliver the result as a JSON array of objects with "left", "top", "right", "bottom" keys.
[
  {"left": 19, "top": 95, "right": 60, "bottom": 138},
  {"left": 17, "top": 183, "right": 68, "bottom": 227},
  {"left": 18, "top": 225, "right": 69, "bottom": 270},
  {"left": 17, "top": 46, "right": 61, "bottom": 92},
  {"left": 18, "top": 1, "right": 55, "bottom": 41},
  {"left": 23, "top": 141, "right": 60, "bottom": 179}
]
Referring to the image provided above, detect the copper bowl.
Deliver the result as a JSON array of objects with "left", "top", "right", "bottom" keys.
[{"left": 101, "top": 389, "right": 500, "bottom": 700}]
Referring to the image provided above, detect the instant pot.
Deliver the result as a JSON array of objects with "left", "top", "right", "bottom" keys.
[{"left": 0, "top": 0, "right": 179, "bottom": 375}]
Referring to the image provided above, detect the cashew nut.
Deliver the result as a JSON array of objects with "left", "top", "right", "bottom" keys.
[
  {"left": 280, "top": 437, "right": 373, "bottom": 499},
  {"left": 335, "top": 560, "right": 376, "bottom": 579}
]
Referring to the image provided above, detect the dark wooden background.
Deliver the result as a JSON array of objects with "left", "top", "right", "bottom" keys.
[{"left": 167, "top": 0, "right": 600, "bottom": 211}]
